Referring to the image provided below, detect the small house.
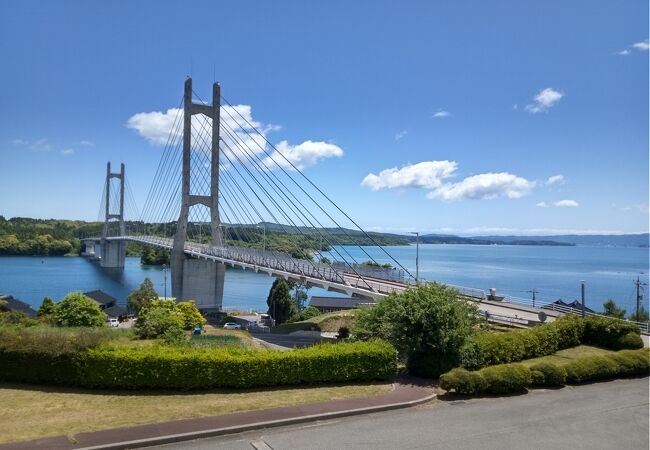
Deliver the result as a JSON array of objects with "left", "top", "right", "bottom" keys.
[{"left": 83, "top": 290, "right": 128, "bottom": 319}]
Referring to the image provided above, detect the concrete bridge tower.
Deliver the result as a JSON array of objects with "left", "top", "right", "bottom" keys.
[
  {"left": 171, "top": 78, "right": 225, "bottom": 312},
  {"left": 100, "top": 162, "right": 126, "bottom": 268}
]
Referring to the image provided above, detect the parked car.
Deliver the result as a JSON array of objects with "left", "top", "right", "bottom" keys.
[
  {"left": 223, "top": 322, "right": 241, "bottom": 330},
  {"left": 108, "top": 318, "right": 119, "bottom": 328}
]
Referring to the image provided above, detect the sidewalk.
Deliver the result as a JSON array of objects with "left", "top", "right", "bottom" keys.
[{"left": 0, "top": 378, "right": 435, "bottom": 450}]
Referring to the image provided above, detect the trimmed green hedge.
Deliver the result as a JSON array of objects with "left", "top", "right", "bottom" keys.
[
  {"left": 529, "top": 362, "right": 567, "bottom": 386},
  {"left": 460, "top": 315, "right": 643, "bottom": 370},
  {"left": 0, "top": 340, "right": 397, "bottom": 390},
  {"left": 441, "top": 348, "right": 649, "bottom": 396}
]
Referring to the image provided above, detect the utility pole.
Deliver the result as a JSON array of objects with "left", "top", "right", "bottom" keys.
[
  {"left": 527, "top": 288, "right": 538, "bottom": 308},
  {"left": 580, "top": 280, "right": 586, "bottom": 318},
  {"left": 410, "top": 231, "right": 420, "bottom": 284},
  {"left": 635, "top": 276, "right": 647, "bottom": 319}
]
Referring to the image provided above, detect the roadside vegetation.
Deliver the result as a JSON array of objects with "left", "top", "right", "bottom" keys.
[{"left": 0, "top": 382, "right": 391, "bottom": 444}]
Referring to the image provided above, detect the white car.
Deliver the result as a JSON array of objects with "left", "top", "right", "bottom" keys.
[
  {"left": 108, "top": 318, "right": 119, "bottom": 328},
  {"left": 223, "top": 322, "right": 241, "bottom": 330}
]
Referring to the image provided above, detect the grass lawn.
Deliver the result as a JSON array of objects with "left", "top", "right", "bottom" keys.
[
  {"left": 273, "top": 310, "right": 357, "bottom": 334},
  {"left": 520, "top": 345, "right": 614, "bottom": 367},
  {"left": 0, "top": 382, "right": 392, "bottom": 444}
]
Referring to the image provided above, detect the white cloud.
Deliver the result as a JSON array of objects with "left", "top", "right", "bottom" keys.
[
  {"left": 618, "top": 49, "right": 631, "bottom": 56},
  {"left": 432, "top": 110, "right": 450, "bottom": 118},
  {"left": 525, "top": 88, "right": 564, "bottom": 113},
  {"left": 60, "top": 148, "right": 74, "bottom": 155},
  {"left": 427, "top": 172, "right": 535, "bottom": 201},
  {"left": 361, "top": 161, "right": 458, "bottom": 191},
  {"left": 554, "top": 199, "right": 579, "bottom": 207},
  {"left": 30, "top": 138, "right": 51, "bottom": 151},
  {"left": 394, "top": 130, "right": 407, "bottom": 141},
  {"left": 632, "top": 39, "right": 649, "bottom": 51},
  {"left": 536, "top": 202, "right": 549, "bottom": 208},
  {"left": 127, "top": 104, "right": 339, "bottom": 170},
  {"left": 546, "top": 174, "right": 565, "bottom": 186},
  {"left": 620, "top": 203, "right": 649, "bottom": 214},
  {"left": 263, "top": 140, "right": 343, "bottom": 170},
  {"left": 79, "top": 140, "right": 95, "bottom": 147},
  {"left": 11, "top": 138, "right": 28, "bottom": 145}
]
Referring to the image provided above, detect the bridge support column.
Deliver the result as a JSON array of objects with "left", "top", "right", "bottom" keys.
[
  {"left": 171, "top": 78, "right": 225, "bottom": 311},
  {"left": 100, "top": 162, "right": 126, "bottom": 268}
]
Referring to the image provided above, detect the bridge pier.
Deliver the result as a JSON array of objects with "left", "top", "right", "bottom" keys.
[
  {"left": 100, "top": 240, "right": 126, "bottom": 268},
  {"left": 172, "top": 257, "right": 225, "bottom": 311}
]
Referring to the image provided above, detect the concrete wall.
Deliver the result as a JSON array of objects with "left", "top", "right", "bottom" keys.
[
  {"left": 100, "top": 241, "right": 126, "bottom": 268},
  {"left": 179, "top": 257, "right": 225, "bottom": 310}
]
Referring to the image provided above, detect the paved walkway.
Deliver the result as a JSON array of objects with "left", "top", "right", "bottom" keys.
[{"left": 0, "top": 378, "right": 434, "bottom": 450}]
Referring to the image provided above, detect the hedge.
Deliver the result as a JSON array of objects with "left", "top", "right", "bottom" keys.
[
  {"left": 440, "top": 348, "right": 649, "bottom": 396},
  {"left": 460, "top": 315, "right": 643, "bottom": 370},
  {"left": 0, "top": 340, "right": 397, "bottom": 390}
]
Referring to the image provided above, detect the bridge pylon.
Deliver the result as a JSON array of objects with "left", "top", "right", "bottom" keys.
[
  {"left": 100, "top": 162, "right": 126, "bottom": 268},
  {"left": 171, "top": 78, "right": 226, "bottom": 312}
]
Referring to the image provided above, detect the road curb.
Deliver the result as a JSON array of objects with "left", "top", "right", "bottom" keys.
[{"left": 77, "top": 387, "right": 436, "bottom": 450}]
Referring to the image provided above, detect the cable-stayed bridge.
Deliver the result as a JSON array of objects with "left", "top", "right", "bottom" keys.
[{"left": 83, "top": 78, "right": 559, "bottom": 326}]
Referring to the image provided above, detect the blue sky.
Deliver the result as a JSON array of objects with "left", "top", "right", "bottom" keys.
[{"left": 0, "top": 0, "right": 648, "bottom": 235}]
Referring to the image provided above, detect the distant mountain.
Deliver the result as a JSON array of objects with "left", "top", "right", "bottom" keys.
[
  {"left": 472, "top": 233, "right": 649, "bottom": 247},
  {"left": 418, "top": 234, "right": 573, "bottom": 246}
]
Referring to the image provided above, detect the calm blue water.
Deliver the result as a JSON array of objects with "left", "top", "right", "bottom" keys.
[{"left": 1, "top": 244, "right": 648, "bottom": 313}]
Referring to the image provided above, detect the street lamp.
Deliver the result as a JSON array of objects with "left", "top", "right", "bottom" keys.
[
  {"left": 162, "top": 264, "right": 168, "bottom": 300},
  {"left": 409, "top": 231, "right": 420, "bottom": 284},
  {"left": 257, "top": 224, "right": 266, "bottom": 252}
]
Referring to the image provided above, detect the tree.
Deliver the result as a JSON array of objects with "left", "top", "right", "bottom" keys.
[
  {"left": 127, "top": 277, "right": 159, "bottom": 314},
  {"left": 602, "top": 299, "right": 626, "bottom": 319},
  {"left": 53, "top": 292, "right": 106, "bottom": 327},
  {"left": 354, "top": 283, "right": 481, "bottom": 378},
  {"left": 266, "top": 278, "right": 296, "bottom": 325},
  {"left": 288, "top": 280, "right": 310, "bottom": 311},
  {"left": 290, "top": 306, "right": 321, "bottom": 322},
  {"left": 629, "top": 305, "right": 649, "bottom": 323},
  {"left": 176, "top": 301, "right": 207, "bottom": 330},
  {"left": 37, "top": 297, "right": 56, "bottom": 321},
  {"left": 134, "top": 299, "right": 184, "bottom": 339}
]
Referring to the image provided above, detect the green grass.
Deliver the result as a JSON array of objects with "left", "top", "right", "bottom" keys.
[
  {"left": 520, "top": 345, "right": 614, "bottom": 367},
  {"left": 272, "top": 310, "right": 357, "bottom": 334},
  {"left": 189, "top": 334, "right": 244, "bottom": 348}
]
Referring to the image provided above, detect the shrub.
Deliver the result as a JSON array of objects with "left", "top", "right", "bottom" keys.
[
  {"left": 0, "top": 325, "right": 121, "bottom": 385},
  {"left": 529, "top": 362, "right": 567, "bottom": 386},
  {"left": 582, "top": 316, "right": 641, "bottom": 350},
  {"left": 460, "top": 315, "right": 584, "bottom": 369},
  {"left": 289, "top": 306, "right": 321, "bottom": 323},
  {"left": 440, "top": 349, "right": 649, "bottom": 397},
  {"left": 480, "top": 363, "right": 531, "bottom": 394},
  {"left": 54, "top": 292, "right": 106, "bottom": 327},
  {"left": 134, "top": 299, "right": 184, "bottom": 339},
  {"left": 338, "top": 326, "right": 350, "bottom": 339},
  {"left": 176, "top": 301, "right": 207, "bottom": 330},
  {"left": 440, "top": 368, "right": 487, "bottom": 395},
  {"left": 79, "top": 340, "right": 398, "bottom": 389},
  {"left": 354, "top": 283, "right": 480, "bottom": 377},
  {"left": 564, "top": 355, "right": 620, "bottom": 383}
]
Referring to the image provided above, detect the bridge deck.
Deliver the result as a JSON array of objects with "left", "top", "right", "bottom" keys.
[{"left": 81, "top": 235, "right": 555, "bottom": 326}]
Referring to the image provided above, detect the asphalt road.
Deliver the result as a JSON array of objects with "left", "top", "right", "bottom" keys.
[
  {"left": 251, "top": 332, "right": 326, "bottom": 349},
  {"left": 150, "top": 377, "right": 649, "bottom": 450}
]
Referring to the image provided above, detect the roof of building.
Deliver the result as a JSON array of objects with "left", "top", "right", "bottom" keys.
[
  {"left": 0, "top": 295, "right": 37, "bottom": 318},
  {"left": 543, "top": 299, "right": 595, "bottom": 314},
  {"left": 309, "top": 296, "right": 376, "bottom": 309},
  {"left": 103, "top": 305, "right": 128, "bottom": 318},
  {"left": 83, "top": 290, "right": 118, "bottom": 306}
]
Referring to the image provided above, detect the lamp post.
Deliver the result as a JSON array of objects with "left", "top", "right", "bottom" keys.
[
  {"left": 409, "top": 231, "right": 420, "bottom": 284},
  {"left": 162, "top": 264, "right": 168, "bottom": 300}
]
